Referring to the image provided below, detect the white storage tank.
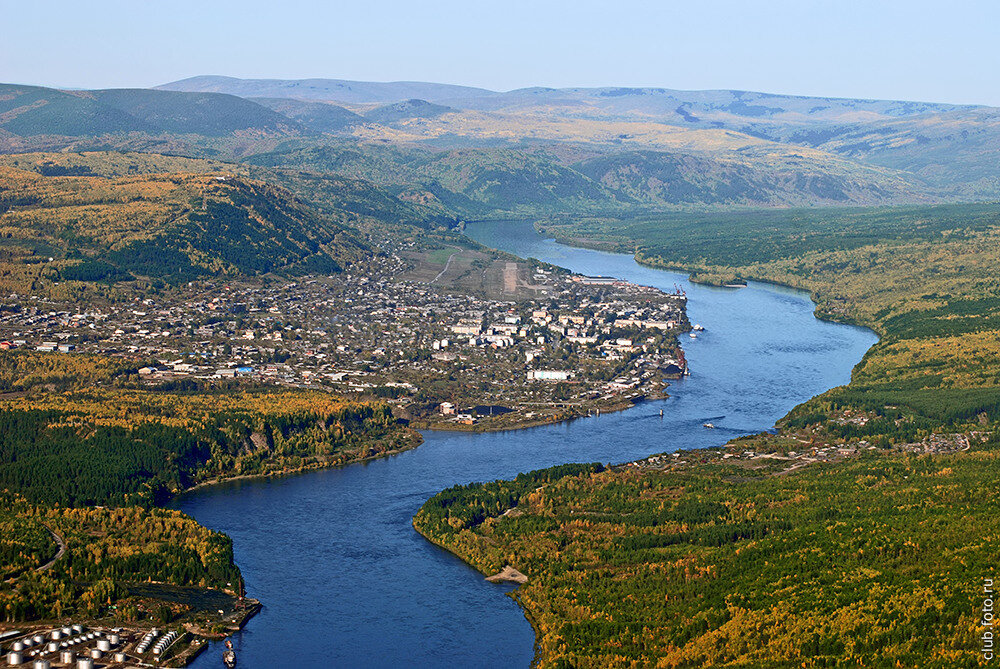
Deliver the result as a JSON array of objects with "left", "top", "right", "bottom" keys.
[
  {"left": 46, "top": 642, "right": 57, "bottom": 653},
  {"left": 88, "top": 649, "right": 101, "bottom": 659},
  {"left": 11, "top": 642, "right": 23, "bottom": 652},
  {"left": 76, "top": 658, "right": 94, "bottom": 669},
  {"left": 33, "top": 660, "right": 51, "bottom": 669},
  {"left": 7, "top": 652, "right": 22, "bottom": 666},
  {"left": 96, "top": 640, "right": 110, "bottom": 652},
  {"left": 71, "top": 625, "right": 82, "bottom": 634},
  {"left": 60, "top": 651, "right": 74, "bottom": 663},
  {"left": 32, "top": 635, "right": 43, "bottom": 644},
  {"left": 108, "top": 634, "right": 120, "bottom": 646},
  {"left": 113, "top": 653, "right": 127, "bottom": 663},
  {"left": 60, "top": 628, "right": 70, "bottom": 637}
]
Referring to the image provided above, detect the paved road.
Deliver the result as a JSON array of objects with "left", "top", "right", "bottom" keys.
[{"left": 36, "top": 524, "right": 66, "bottom": 572}]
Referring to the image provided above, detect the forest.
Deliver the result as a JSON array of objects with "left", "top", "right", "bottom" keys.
[
  {"left": 0, "top": 369, "right": 413, "bottom": 507},
  {"left": 415, "top": 450, "right": 998, "bottom": 668},
  {"left": 0, "top": 155, "right": 372, "bottom": 299},
  {"left": 0, "top": 493, "right": 241, "bottom": 622}
]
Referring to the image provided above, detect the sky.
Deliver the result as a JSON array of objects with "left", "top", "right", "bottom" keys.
[{"left": 2, "top": 0, "right": 999, "bottom": 106}]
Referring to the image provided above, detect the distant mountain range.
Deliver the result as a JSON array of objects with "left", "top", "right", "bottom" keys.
[
  {"left": 157, "top": 76, "right": 968, "bottom": 121},
  {"left": 156, "top": 75, "right": 494, "bottom": 104},
  {"left": 1, "top": 77, "right": 999, "bottom": 214}
]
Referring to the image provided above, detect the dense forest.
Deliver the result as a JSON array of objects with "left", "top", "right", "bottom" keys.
[
  {"left": 0, "top": 364, "right": 413, "bottom": 507},
  {"left": 415, "top": 450, "right": 998, "bottom": 667},
  {"left": 0, "top": 494, "right": 240, "bottom": 622}
]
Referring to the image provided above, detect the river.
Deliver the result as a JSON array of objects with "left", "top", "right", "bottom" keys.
[{"left": 175, "top": 221, "right": 877, "bottom": 668}]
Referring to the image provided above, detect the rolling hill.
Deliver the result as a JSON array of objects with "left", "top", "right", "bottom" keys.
[
  {"left": 245, "top": 141, "right": 930, "bottom": 214},
  {"left": 0, "top": 83, "right": 300, "bottom": 138},
  {"left": 157, "top": 76, "right": 1000, "bottom": 200},
  {"left": 249, "top": 97, "right": 365, "bottom": 133},
  {"left": 0, "top": 152, "right": 372, "bottom": 296},
  {"left": 4, "top": 80, "right": 999, "bottom": 210}
]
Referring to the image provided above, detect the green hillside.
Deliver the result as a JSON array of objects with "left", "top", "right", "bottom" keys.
[
  {"left": 364, "top": 98, "right": 454, "bottom": 124},
  {"left": 250, "top": 97, "right": 364, "bottom": 133},
  {"left": 0, "top": 83, "right": 300, "bottom": 137},
  {"left": 0, "top": 153, "right": 371, "bottom": 296}
]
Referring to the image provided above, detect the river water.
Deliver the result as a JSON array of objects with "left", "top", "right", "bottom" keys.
[{"left": 175, "top": 221, "right": 877, "bottom": 668}]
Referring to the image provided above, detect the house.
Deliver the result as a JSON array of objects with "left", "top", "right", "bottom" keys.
[
  {"left": 528, "top": 370, "right": 572, "bottom": 381},
  {"left": 439, "top": 402, "right": 455, "bottom": 415}
]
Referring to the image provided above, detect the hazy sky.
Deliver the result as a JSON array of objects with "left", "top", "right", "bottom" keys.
[{"left": 3, "top": 0, "right": 999, "bottom": 105}]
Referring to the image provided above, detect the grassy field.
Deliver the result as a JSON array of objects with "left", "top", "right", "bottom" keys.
[{"left": 398, "top": 238, "right": 561, "bottom": 300}]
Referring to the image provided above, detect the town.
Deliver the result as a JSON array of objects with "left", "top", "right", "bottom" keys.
[{"left": 0, "top": 243, "right": 691, "bottom": 431}]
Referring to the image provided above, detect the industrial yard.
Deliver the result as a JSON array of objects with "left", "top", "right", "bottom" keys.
[{"left": 1, "top": 623, "right": 205, "bottom": 668}]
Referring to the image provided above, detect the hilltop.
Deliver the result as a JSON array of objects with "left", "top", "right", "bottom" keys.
[
  {"left": 0, "top": 83, "right": 299, "bottom": 138},
  {"left": 0, "top": 152, "right": 372, "bottom": 297}
]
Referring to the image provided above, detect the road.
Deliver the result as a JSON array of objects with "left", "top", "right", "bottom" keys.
[
  {"left": 36, "top": 524, "right": 67, "bottom": 572},
  {"left": 430, "top": 253, "right": 457, "bottom": 284}
]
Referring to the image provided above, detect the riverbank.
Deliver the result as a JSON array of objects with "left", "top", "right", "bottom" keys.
[
  {"left": 180, "top": 427, "right": 424, "bottom": 495},
  {"left": 175, "top": 222, "right": 877, "bottom": 668},
  {"left": 412, "top": 433, "right": 998, "bottom": 667},
  {"left": 537, "top": 225, "right": 863, "bottom": 331},
  {"left": 413, "top": 390, "right": 666, "bottom": 433}
]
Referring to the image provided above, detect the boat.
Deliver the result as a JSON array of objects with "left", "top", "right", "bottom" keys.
[
  {"left": 692, "top": 324, "right": 705, "bottom": 331},
  {"left": 689, "top": 333, "right": 697, "bottom": 339},
  {"left": 702, "top": 423, "right": 716, "bottom": 429},
  {"left": 223, "top": 640, "right": 236, "bottom": 667}
]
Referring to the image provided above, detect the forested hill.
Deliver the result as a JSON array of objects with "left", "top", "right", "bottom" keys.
[
  {"left": 0, "top": 152, "right": 371, "bottom": 298},
  {"left": 0, "top": 83, "right": 301, "bottom": 139}
]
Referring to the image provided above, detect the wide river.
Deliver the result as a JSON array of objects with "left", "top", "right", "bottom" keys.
[{"left": 175, "top": 221, "right": 877, "bottom": 668}]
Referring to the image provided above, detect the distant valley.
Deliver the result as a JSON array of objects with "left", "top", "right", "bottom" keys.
[{"left": 2, "top": 77, "right": 999, "bottom": 217}]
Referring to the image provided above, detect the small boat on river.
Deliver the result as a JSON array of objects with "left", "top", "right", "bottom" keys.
[{"left": 702, "top": 423, "right": 716, "bottom": 429}]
